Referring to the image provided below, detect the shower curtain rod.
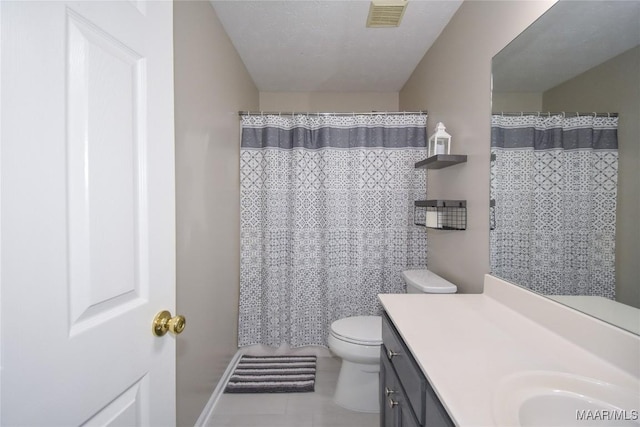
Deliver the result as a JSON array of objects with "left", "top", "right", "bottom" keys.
[
  {"left": 238, "top": 110, "right": 428, "bottom": 117},
  {"left": 496, "top": 112, "right": 618, "bottom": 118}
]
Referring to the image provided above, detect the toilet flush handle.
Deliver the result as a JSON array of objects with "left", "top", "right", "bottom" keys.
[{"left": 387, "top": 348, "right": 400, "bottom": 359}]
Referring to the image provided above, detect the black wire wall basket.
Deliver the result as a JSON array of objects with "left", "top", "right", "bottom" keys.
[{"left": 414, "top": 200, "right": 467, "bottom": 230}]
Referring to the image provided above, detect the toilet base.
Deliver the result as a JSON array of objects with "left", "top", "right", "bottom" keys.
[{"left": 333, "top": 359, "right": 380, "bottom": 413}]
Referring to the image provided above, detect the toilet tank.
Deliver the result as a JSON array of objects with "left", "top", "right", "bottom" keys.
[{"left": 401, "top": 269, "right": 457, "bottom": 294}]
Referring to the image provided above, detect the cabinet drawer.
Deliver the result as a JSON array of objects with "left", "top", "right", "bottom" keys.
[{"left": 382, "top": 313, "right": 426, "bottom": 425}]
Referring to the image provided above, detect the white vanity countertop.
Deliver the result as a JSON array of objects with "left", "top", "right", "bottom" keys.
[{"left": 378, "top": 276, "right": 640, "bottom": 426}]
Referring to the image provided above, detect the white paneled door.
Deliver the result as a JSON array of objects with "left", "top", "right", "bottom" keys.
[{"left": 1, "top": 1, "right": 176, "bottom": 425}]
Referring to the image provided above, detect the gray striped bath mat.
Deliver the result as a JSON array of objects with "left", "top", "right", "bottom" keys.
[{"left": 224, "top": 355, "right": 317, "bottom": 393}]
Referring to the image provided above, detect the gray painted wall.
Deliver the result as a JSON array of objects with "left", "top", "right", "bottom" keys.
[
  {"left": 174, "top": 2, "right": 258, "bottom": 425},
  {"left": 399, "top": 0, "right": 556, "bottom": 293},
  {"left": 491, "top": 92, "right": 543, "bottom": 113},
  {"left": 259, "top": 91, "right": 399, "bottom": 112}
]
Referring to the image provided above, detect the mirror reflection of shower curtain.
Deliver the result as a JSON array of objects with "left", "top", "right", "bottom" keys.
[
  {"left": 490, "top": 114, "right": 618, "bottom": 298},
  {"left": 239, "top": 114, "right": 428, "bottom": 348}
]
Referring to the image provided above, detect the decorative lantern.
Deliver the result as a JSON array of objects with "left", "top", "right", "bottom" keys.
[{"left": 428, "top": 122, "right": 451, "bottom": 157}]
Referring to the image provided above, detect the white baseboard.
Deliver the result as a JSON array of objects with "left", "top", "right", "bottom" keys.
[{"left": 193, "top": 349, "right": 244, "bottom": 427}]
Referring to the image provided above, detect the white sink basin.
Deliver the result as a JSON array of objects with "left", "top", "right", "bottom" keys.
[{"left": 493, "top": 371, "right": 640, "bottom": 426}]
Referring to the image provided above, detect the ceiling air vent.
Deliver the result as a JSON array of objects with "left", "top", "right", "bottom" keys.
[{"left": 366, "top": 0, "right": 408, "bottom": 28}]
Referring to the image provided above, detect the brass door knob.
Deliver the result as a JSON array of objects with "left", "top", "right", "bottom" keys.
[{"left": 153, "top": 310, "right": 186, "bottom": 336}]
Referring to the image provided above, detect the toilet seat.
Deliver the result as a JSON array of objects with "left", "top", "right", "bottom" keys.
[{"left": 330, "top": 316, "right": 382, "bottom": 346}]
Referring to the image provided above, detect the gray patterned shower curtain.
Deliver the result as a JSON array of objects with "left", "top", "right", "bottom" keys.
[
  {"left": 490, "top": 114, "right": 618, "bottom": 298},
  {"left": 239, "top": 114, "right": 427, "bottom": 348}
]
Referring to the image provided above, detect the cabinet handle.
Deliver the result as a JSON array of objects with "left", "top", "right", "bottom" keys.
[
  {"left": 385, "top": 387, "right": 396, "bottom": 396},
  {"left": 388, "top": 398, "right": 399, "bottom": 409},
  {"left": 387, "top": 348, "right": 400, "bottom": 359}
]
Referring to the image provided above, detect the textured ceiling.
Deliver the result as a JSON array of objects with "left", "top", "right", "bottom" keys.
[
  {"left": 210, "top": 0, "right": 463, "bottom": 92},
  {"left": 493, "top": 0, "right": 640, "bottom": 93}
]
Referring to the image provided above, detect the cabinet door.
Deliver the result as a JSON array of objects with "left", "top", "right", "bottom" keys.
[
  {"left": 382, "top": 313, "right": 427, "bottom": 424},
  {"left": 425, "top": 385, "right": 455, "bottom": 427},
  {"left": 380, "top": 347, "right": 401, "bottom": 427},
  {"left": 400, "top": 402, "right": 421, "bottom": 427}
]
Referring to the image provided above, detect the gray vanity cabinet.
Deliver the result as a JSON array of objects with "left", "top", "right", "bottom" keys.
[{"left": 380, "top": 313, "right": 454, "bottom": 427}]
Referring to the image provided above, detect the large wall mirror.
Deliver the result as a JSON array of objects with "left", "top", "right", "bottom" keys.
[{"left": 490, "top": 0, "right": 640, "bottom": 335}]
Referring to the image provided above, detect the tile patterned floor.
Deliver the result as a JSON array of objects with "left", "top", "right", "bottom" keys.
[{"left": 207, "top": 356, "right": 379, "bottom": 427}]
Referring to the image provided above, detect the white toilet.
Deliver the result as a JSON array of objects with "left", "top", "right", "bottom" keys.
[{"left": 327, "top": 269, "right": 457, "bottom": 413}]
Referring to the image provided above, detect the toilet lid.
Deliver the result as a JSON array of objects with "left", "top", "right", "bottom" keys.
[
  {"left": 402, "top": 269, "right": 457, "bottom": 293},
  {"left": 330, "top": 316, "right": 382, "bottom": 345}
]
